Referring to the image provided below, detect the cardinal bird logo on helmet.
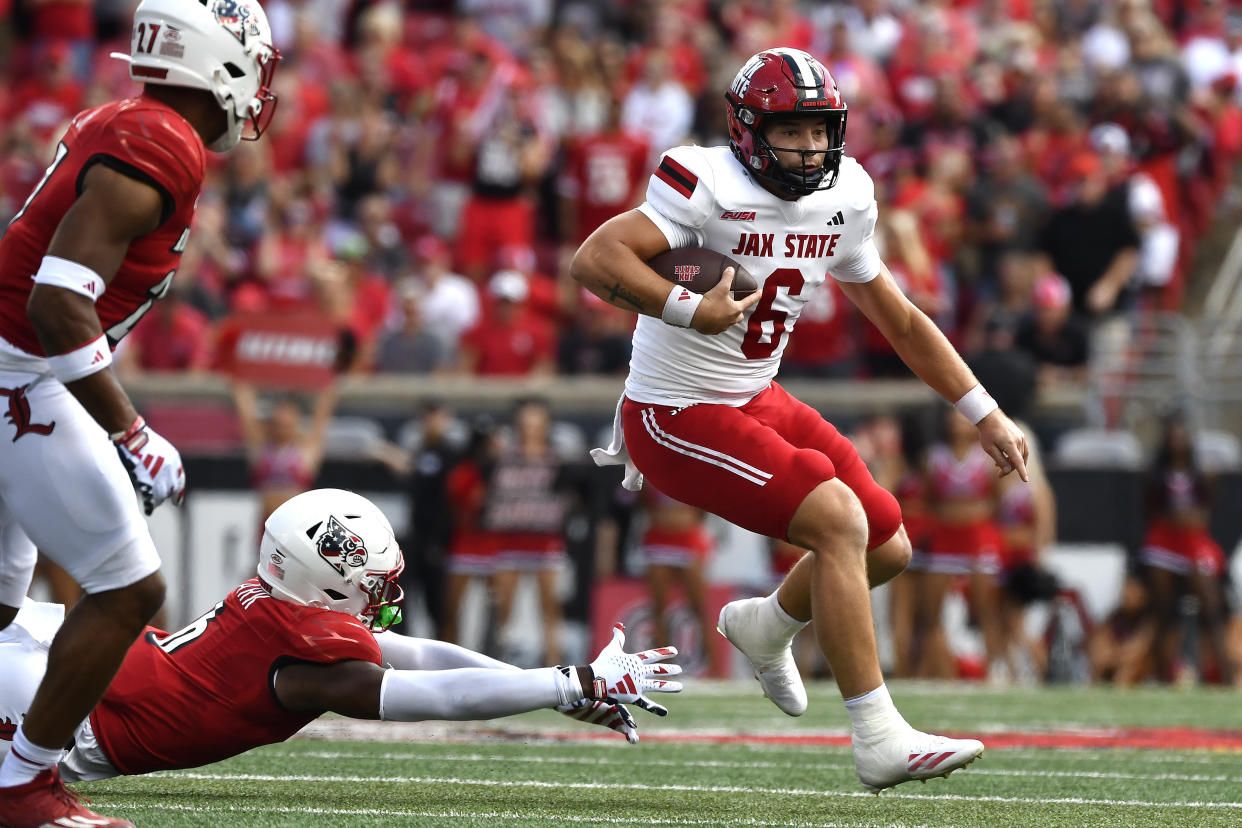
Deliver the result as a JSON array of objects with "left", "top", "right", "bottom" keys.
[{"left": 317, "top": 516, "right": 369, "bottom": 575}]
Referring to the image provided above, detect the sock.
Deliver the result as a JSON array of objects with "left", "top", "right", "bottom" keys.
[
  {"left": 0, "top": 724, "right": 63, "bottom": 788},
  {"left": 843, "top": 683, "right": 908, "bottom": 743},
  {"left": 761, "top": 591, "right": 808, "bottom": 643}
]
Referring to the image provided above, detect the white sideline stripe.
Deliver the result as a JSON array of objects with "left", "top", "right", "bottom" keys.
[
  {"left": 262, "top": 749, "right": 1242, "bottom": 783},
  {"left": 93, "top": 801, "right": 942, "bottom": 828},
  {"left": 641, "top": 409, "right": 771, "bottom": 486},
  {"left": 144, "top": 771, "right": 1242, "bottom": 808},
  {"left": 642, "top": 409, "right": 773, "bottom": 479}
]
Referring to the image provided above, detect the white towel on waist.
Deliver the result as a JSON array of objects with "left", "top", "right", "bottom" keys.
[{"left": 589, "top": 395, "right": 644, "bottom": 492}]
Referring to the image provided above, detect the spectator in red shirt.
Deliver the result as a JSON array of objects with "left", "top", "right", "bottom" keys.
[
  {"left": 28, "top": 0, "right": 95, "bottom": 79},
  {"left": 334, "top": 232, "right": 393, "bottom": 370},
  {"left": 459, "top": 270, "right": 555, "bottom": 376},
  {"left": 454, "top": 86, "right": 553, "bottom": 283},
  {"left": 778, "top": 278, "right": 859, "bottom": 379},
  {"left": 115, "top": 288, "right": 211, "bottom": 377},
  {"left": 493, "top": 245, "right": 560, "bottom": 327},
  {"left": 254, "top": 196, "right": 332, "bottom": 311},
  {"left": 4, "top": 42, "right": 82, "bottom": 140},
  {"left": 558, "top": 96, "right": 649, "bottom": 247}
]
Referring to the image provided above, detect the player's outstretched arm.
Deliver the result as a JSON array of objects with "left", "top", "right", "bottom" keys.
[
  {"left": 374, "top": 630, "right": 522, "bottom": 671},
  {"left": 839, "top": 263, "right": 1028, "bottom": 480},
  {"left": 275, "top": 625, "right": 681, "bottom": 725},
  {"left": 27, "top": 163, "right": 186, "bottom": 512},
  {"left": 374, "top": 630, "right": 641, "bottom": 742},
  {"left": 570, "top": 211, "right": 757, "bottom": 334}
]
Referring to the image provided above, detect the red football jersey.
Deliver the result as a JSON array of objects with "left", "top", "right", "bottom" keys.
[
  {"left": 0, "top": 95, "right": 205, "bottom": 356},
  {"left": 561, "top": 130, "right": 650, "bottom": 243},
  {"left": 89, "top": 579, "right": 381, "bottom": 775}
]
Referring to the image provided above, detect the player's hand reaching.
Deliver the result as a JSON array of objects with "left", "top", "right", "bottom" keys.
[
  {"left": 977, "top": 410, "right": 1029, "bottom": 482},
  {"left": 557, "top": 698, "right": 641, "bottom": 744},
  {"left": 114, "top": 416, "right": 186, "bottom": 514},
  {"left": 691, "top": 267, "right": 761, "bottom": 335},
  {"left": 586, "top": 623, "right": 683, "bottom": 716}
]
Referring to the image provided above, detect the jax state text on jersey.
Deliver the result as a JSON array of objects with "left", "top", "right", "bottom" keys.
[{"left": 730, "top": 232, "right": 842, "bottom": 258}]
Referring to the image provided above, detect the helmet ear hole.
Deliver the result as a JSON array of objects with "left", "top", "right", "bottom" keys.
[
  {"left": 223, "top": 61, "right": 246, "bottom": 79},
  {"left": 323, "top": 588, "right": 348, "bottom": 601}
]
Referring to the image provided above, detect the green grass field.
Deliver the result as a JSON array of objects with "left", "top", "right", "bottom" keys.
[{"left": 79, "top": 681, "right": 1242, "bottom": 827}]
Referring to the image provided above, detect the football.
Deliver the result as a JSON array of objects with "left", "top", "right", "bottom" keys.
[{"left": 646, "top": 247, "right": 759, "bottom": 300}]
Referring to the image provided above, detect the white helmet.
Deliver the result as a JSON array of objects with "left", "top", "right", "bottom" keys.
[
  {"left": 111, "top": 0, "right": 280, "bottom": 151},
  {"left": 258, "top": 489, "right": 405, "bottom": 630}
]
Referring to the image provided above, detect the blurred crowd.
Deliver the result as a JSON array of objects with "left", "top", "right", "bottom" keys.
[
  {"left": 4, "top": 0, "right": 1242, "bottom": 384},
  {"left": 8, "top": 0, "right": 1242, "bottom": 685}
]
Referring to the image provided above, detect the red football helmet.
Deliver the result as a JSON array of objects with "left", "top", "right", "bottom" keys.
[{"left": 725, "top": 48, "right": 847, "bottom": 197}]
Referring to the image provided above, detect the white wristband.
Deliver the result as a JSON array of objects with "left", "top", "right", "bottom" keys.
[
  {"left": 954, "top": 384, "right": 999, "bottom": 425},
  {"left": 32, "top": 256, "right": 105, "bottom": 302},
  {"left": 47, "top": 334, "right": 112, "bottom": 383},
  {"left": 660, "top": 286, "right": 703, "bottom": 328}
]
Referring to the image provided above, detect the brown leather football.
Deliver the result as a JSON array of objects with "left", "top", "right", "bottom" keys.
[{"left": 646, "top": 247, "right": 759, "bottom": 299}]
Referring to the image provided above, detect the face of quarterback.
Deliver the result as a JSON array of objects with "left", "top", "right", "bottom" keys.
[{"left": 762, "top": 116, "right": 830, "bottom": 177}]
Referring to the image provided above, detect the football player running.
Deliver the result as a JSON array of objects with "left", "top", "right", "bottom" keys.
[
  {"left": 0, "top": 1, "right": 280, "bottom": 824},
  {"left": 0, "top": 490, "right": 681, "bottom": 794},
  {"left": 573, "top": 47, "right": 1028, "bottom": 792}
]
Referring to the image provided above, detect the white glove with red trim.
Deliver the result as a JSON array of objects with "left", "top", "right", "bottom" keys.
[
  {"left": 587, "top": 623, "right": 682, "bottom": 716},
  {"left": 556, "top": 699, "right": 640, "bottom": 744},
  {"left": 113, "top": 416, "right": 186, "bottom": 515}
]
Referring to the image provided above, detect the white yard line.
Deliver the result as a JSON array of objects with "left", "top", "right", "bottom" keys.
[
  {"left": 99, "top": 801, "right": 951, "bottom": 828},
  {"left": 261, "top": 748, "right": 1242, "bottom": 783},
  {"left": 138, "top": 771, "right": 1242, "bottom": 809},
  {"left": 295, "top": 718, "right": 1242, "bottom": 744}
]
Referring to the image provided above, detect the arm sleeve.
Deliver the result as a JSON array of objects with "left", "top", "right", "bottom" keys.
[
  {"left": 636, "top": 145, "right": 715, "bottom": 249},
  {"left": 374, "top": 631, "right": 520, "bottom": 671},
  {"left": 378, "top": 666, "right": 565, "bottom": 721},
  {"left": 829, "top": 160, "right": 882, "bottom": 284}
]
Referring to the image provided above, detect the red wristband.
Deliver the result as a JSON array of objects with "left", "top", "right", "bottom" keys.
[{"left": 110, "top": 416, "right": 148, "bottom": 452}]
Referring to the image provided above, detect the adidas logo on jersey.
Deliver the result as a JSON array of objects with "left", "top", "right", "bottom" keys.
[{"left": 827, "top": 211, "right": 845, "bottom": 226}]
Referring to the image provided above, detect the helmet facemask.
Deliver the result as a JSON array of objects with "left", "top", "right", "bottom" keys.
[
  {"left": 359, "top": 560, "right": 405, "bottom": 632},
  {"left": 749, "top": 109, "right": 848, "bottom": 197},
  {"left": 208, "top": 43, "right": 280, "bottom": 151}
]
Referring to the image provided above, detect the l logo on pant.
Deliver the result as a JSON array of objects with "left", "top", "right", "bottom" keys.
[{"left": 0, "top": 385, "right": 55, "bottom": 441}]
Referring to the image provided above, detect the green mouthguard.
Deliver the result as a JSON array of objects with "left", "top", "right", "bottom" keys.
[{"left": 378, "top": 605, "right": 403, "bottom": 629}]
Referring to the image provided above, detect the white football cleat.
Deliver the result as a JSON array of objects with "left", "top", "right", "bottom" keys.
[
  {"left": 853, "top": 727, "right": 985, "bottom": 793},
  {"left": 717, "top": 598, "right": 808, "bottom": 717}
]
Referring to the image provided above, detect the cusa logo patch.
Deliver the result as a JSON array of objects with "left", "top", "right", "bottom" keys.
[
  {"left": 674, "top": 265, "right": 700, "bottom": 282},
  {"left": 720, "top": 211, "right": 756, "bottom": 221}
]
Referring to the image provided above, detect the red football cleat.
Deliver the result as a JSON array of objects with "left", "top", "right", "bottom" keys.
[{"left": 0, "top": 767, "right": 135, "bottom": 828}]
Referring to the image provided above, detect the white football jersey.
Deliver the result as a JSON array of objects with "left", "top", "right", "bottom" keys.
[{"left": 628, "top": 145, "right": 882, "bottom": 407}]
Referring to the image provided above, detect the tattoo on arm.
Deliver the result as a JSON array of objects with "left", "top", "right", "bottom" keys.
[{"left": 607, "top": 282, "right": 646, "bottom": 312}]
